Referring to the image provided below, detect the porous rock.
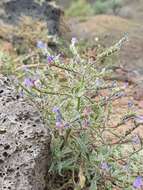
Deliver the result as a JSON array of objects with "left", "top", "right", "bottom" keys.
[{"left": 0, "top": 76, "right": 51, "bottom": 190}]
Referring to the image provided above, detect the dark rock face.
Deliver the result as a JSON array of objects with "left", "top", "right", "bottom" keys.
[
  {"left": 0, "top": 0, "right": 63, "bottom": 35},
  {"left": 0, "top": 76, "right": 51, "bottom": 190}
]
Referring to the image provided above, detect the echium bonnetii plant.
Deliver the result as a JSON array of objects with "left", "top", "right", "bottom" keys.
[{"left": 18, "top": 35, "right": 143, "bottom": 190}]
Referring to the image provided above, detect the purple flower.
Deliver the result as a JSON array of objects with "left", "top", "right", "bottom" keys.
[
  {"left": 19, "top": 89, "right": 24, "bottom": 97},
  {"left": 23, "top": 73, "right": 40, "bottom": 88},
  {"left": 53, "top": 107, "right": 63, "bottom": 128},
  {"left": 123, "top": 82, "right": 129, "bottom": 89},
  {"left": 47, "top": 55, "right": 54, "bottom": 63},
  {"left": 56, "top": 114, "right": 62, "bottom": 123},
  {"left": 56, "top": 121, "right": 63, "bottom": 128},
  {"left": 100, "top": 162, "right": 109, "bottom": 171},
  {"left": 132, "top": 135, "right": 140, "bottom": 145},
  {"left": 37, "top": 40, "right": 47, "bottom": 49},
  {"left": 52, "top": 107, "right": 60, "bottom": 113},
  {"left": 23, "top": 78, "right": 34, "bottom": 87},
  {"left": 64, "top": 123, "right": 70, "bottom": 128},
  {"left": 133, "top": 176, "right": 143, "bottom": 189},
  {"left": 71, "top": 37, "right": 78, "bottom": 46},
  {"left": 128, "top": 100, "right": 134, "bottom": 108},
  {"left": 83, "top": 119, "right": 90, "bottom": 128},
  {"left": 55, "top": 115, "right": 63, "bottom": 128}
]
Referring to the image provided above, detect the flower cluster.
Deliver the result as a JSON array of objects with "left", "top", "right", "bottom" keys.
[
  {"left": 53, "top": 107, "right": 63, "bottom": 129},
  {"left": 100, "top": 162, "right": 110, "bottom": 171},
  {"left": 37, "top": 40, "right": 47, "bottom": 49},
  {"left": 133, "top": 176, "right": 143, "bottom": 189}
]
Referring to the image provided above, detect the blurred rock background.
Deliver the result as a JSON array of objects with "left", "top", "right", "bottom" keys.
[
  {"left": 57, "top": 0, "right": 143, "bottom": 21},
  {"left": 56, "top": 0, "right": 143, "bottom": 75}
]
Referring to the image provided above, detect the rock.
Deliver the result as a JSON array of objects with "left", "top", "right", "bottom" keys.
[
  {"left": 133, "top": 83, "right": 143, "bottom": 101},
  {"left": 0, "top": 0, "right": 65, "bottom": 36},
  {"left": 117, "top": 0, "right": 143, "bottom": 22},
  {"left": 118, "top": 6, "right": 133, "bottom": 19},
  {"left": 0, "top": 76, "right": 51, "bottom": 190},
  {"left": 0, "top": 0, "right": 70, "bottom": 52}
]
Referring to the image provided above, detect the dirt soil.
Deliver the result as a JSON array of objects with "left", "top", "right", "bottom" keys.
[{"left": 103, "top": 81, "right": 143, "bottom": 140}]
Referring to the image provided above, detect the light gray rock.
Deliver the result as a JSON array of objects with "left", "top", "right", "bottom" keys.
[
  {"left": 118, "top": 6, "right": 133, "bottom": 19},
  {"left": 0, "top": 76, "right": 51, "bottom": 190}
]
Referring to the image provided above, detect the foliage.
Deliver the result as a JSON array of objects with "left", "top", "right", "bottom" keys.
[
  {"left": 93, "top": 0, "right": 122, "bottom": 14},
  {"left": 66, "top": 0, "right": 94, "bottom": 17},
  {"left": 66, "top": 0, "right": 122, "bottom": 17},
  {"left": 0, "top": 33, "right": 141, "bottom": 190}
]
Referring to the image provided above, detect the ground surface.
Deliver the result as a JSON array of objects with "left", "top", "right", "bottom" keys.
[{"left": 104, "top": 81, "right": 143, "bottom": 139}]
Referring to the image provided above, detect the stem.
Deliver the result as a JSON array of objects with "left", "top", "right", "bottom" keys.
[
  {"left": 16, "top": 63, "right": 78, "bottom": 74},
  {"left": 33, "top": 87, "right": 72, "bottom": 97},
  {"left": 60, "top": 128, "right": 72, "bottom": 150},
  {"left": 77, "top": 97, "right": 81, "bottom": 111}
]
